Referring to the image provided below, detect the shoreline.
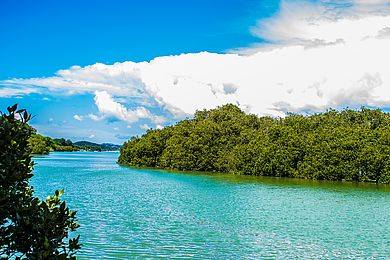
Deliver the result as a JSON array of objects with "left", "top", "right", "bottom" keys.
[
  {"left": 32, "top": 150, "right": 120, "bottom": 155},
  {"left": 117, "top": 162, "right": 390, "bottom": 190}
]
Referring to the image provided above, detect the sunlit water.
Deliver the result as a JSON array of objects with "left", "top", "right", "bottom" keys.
[{"left": 31, "top": 152, "right": 390, "bottom": 259}]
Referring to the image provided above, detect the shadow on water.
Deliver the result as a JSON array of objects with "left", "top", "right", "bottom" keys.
[
  {"left": 137, "top": 167, "right": 390, "bottom": 193},
  {"left": 36, "top": 152, "right": 389, "bottom": 193}
]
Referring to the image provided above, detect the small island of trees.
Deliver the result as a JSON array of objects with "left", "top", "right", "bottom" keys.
[{"left": 118, "top": 104, "right": 390, "bottom": 183}]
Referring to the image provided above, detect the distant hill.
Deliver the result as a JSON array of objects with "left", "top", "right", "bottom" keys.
[
  {"left": 29, "top": 134, "right": 121, "bottom": 154},
  {"left": 74, "top": 141, "right": 121, "bottom": 151}
]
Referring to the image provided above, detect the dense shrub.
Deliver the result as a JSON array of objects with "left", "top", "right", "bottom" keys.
[
  {"left": 119, "top": 104, "right": 390, "bottom": 183},
  {"left": 0, "top": 104, "right": 81, "bottom": 259}
]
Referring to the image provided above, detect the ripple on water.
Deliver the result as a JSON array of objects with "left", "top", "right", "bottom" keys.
[{"left": 31, "top": 152, "right": 390, "bottom": 259}]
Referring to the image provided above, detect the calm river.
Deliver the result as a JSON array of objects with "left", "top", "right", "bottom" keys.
[{"left": 32, "top": 152, "right": 390, "bottom": 259}]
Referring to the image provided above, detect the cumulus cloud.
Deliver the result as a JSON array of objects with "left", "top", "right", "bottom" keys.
[
  {"left": 73, "top": 114, "right": 83, "bottom": 121},
  {"left": 74, "top": 112, "right": 105, "bottom": 122},
  {"left": 2, "top": 0, "right": 390, "bottom": 117},
  {"left": 140, "top": 124, "right": 150, "bottom": 130},
  {"left": 377, "top": 26, "right": 390, "bottom": 38},
  {"left": 250, "top": 0, "right": 390, "bottom": 46},
  {"left": 0, "top": 86, "right": 41, "bottom": 97},
  {"left": 3, "top": 63, "right": 145, "bottom": 97},
  {"left": 93, "top": 90, "right": 161, "bottom": 123},
  {"left": 87, "top": 113, "right": 104, "bottom": 121}
]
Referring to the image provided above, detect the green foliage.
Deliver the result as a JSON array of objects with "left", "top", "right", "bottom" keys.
[
  {"left": 119, "top": 104, "right": 390, "bottom": 183},
  {"left": 0, "top": 104, "right": 81, "bottom": 259},
  {"left": 73, "top": 141, "right": 121, "bottom": 152},
  {"left": 28, "top": 134, "right": 78, "bottom": 154},
  {"left": 29, "top": 134, "right": 53, "bottom": 154},
  {"left": 28, "top": 135, "right": 121, "bottom": 154},
  {"left": 52, "top": 138, "right": 79, "bottom": 152}
]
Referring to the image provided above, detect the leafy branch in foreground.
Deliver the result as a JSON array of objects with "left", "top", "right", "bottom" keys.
[{"left": 0, "top": 104, "right": 81, "bottom": 259}]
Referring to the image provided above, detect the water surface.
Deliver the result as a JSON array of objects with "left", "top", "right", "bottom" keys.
[{"left": 32, "top": 152, "right": 390, "bottom": 259}]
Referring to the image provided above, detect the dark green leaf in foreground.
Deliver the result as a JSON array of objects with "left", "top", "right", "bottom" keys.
[{"left": 0, "top": 104, "right": 81, "bottom": 259}]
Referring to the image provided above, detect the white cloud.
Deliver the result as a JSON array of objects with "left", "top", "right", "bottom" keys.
[
  {"left": 0, "top": 86, "right": 40, "bottom": 97},
  {"left": 3, "top": 63, "right": 145, "bottom": 97},
  {"left": 377, "top": 26, "right": 390, "bottom": 38},
  {"left": 88, "top": 134, "right": 95, "bottom": 139},
  {"left": 87, "top": 113, "right": 104, "bottom": 121},
  {"left": 72, "top": 113, "right": 105, "bottom": 122},
  {"left": 140, "top": 124, "right": 150, "bottom": 130},
  {"left": 93, "top": 90, "right": 156, "bottom": 123},
  {"left": 2, "top": 0, "right": 390, "bottom": 117},
  {"left": 73, "top": 114, "right": 83, "bottom": 121},
  {"left": 250, "top": 0, "right": 390, "bottom": 46},
  {"left": 353, "top": 0, "right": 390, "bottom": 11}
]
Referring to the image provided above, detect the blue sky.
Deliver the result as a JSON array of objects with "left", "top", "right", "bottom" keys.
[
  {"left": 0, "top": 0, "right": 277, "bottom": 79},
  {"left": 1, "top": 0, "right": 390, "bottom": 144}
]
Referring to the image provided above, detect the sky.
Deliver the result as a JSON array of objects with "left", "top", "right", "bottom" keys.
[{"left": 1, "top": 0, "right": 390, "bottom": 144}]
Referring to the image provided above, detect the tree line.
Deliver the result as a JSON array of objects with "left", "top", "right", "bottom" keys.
[
  {"left": 29, "top": 134, "right": 79, "bottom": 154},
  {"left": 118, "top": 104, "right": 390, "bottom": 183},
  {"left": 29, "top": 134, "right": 121, "bottom": 154}
]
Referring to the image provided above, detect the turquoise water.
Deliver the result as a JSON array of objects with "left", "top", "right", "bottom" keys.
[{"left": 31, "top": 152, "right": 390, "bottom": 259}]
